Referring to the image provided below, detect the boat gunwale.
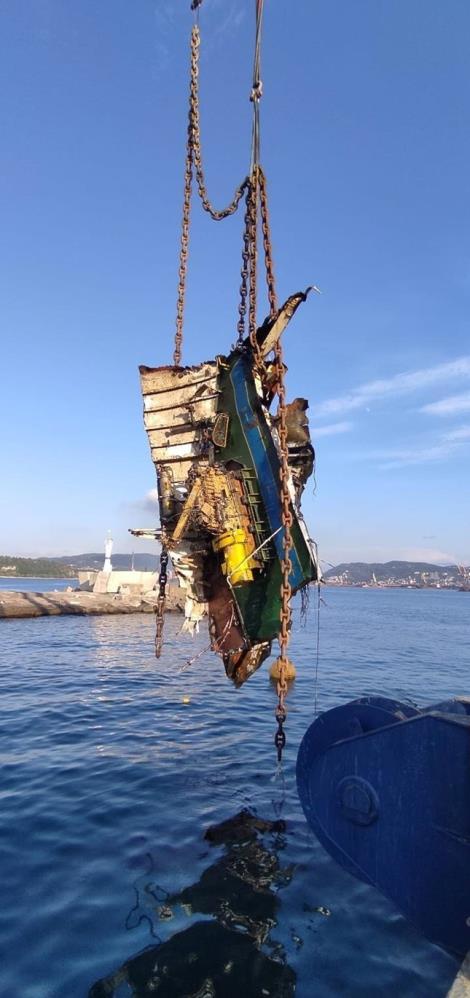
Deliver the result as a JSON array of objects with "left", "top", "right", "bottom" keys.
[{"left": 140, "top": 371, "right": 218, "bottom": 397}]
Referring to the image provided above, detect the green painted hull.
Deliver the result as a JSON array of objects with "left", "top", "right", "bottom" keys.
[{"left": 215, "top": 349, "right": 317, "bottom": 644}]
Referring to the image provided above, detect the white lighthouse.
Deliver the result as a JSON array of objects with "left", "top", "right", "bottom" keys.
[
  {"left": 103, "top": 531, "right": 113, "bottom": 573},
  {"left": 77, "top": 529, "right": 158, "bottom": 595}
]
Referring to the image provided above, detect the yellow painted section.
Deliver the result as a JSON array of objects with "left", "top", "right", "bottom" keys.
[{"left": 213, "top": 528, "right": 256, "bottom": 584}]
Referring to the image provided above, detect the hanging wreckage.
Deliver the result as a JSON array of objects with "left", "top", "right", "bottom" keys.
[
  {"left": 138, "top": 290, "right": 319, "bottom": 687},
  {"left": 133, "top": 1, "right": 320, "bottom": 759}
]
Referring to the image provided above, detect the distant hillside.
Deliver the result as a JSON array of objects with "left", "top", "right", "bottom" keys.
[
  {"left": 55, "top": 552, "right": 158, "bottom": 572},
  {"left": 2, "top": 554, "right": 462, "bottom": 582},
  {"left": 323, "top": 561, "right": 457, "bottom": 583},
  {"left": 0, "top": 556, "right": 75, "bottom": 578},
  {"left": 0, "top": 552, "right": 158, "bottom": 577}
]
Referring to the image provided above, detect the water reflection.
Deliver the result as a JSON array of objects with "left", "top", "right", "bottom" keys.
[{"left": 90, "top": 808, "right": 296, "bottom": 997}]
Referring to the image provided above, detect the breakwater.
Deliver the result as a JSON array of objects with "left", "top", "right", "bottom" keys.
[{"left": 0, "top": 587, "right": 184, "bottom": 619}]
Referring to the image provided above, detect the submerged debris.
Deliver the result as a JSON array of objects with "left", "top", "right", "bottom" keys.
[{"left": 90, "top": 809, "right": 296, "bottom": 997}]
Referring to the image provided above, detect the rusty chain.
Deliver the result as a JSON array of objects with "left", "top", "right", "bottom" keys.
[
  {"left": 169, "top": 18, "right": 251, "bottom": 648},
  {"left": 172, "top": 15, "right": 294, "bottom": 757},
  {"left": 259, "top": 168, "right": 277, "bottom": 315},
  {"left": 236, "top": 189, "right": 251, "bottom": 344},
  {"left": 258, "top": 167, "right": 293, "bottom": 760},
  {"left": 247, "top": 169, "right": 260, "bottom": 362},
  {"left": 189, "top": 28, "right": 249, "bottom": 221},
  {"left": 236, "top": 169, "right": 268, "bottom": 379},
  {"left": 155, "top": 544, "right": 169, "bottom": 658},
  {"left": 174, "top": 25, "right": 249, "bottom": 366},
  {"left": 174, "top": 101, "right": 193, "bottom": 366}
]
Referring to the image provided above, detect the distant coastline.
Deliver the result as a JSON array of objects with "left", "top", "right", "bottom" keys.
[
  {"left": 0, "top": 576, "right": 78, "bottom": 581},
  {"left": 1, "top": 554, "right": 468, "bottom": 589},
  {"left": 0, "top": 552, "right": 157, "bottom": 578},
  {"left": 323, "top": 560, "right": 469, "bottom": 590}
]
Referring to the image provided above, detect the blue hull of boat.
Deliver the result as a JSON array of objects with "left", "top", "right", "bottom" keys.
[{"left": 297, "top": 695, "right": 470, "bottom": 957}]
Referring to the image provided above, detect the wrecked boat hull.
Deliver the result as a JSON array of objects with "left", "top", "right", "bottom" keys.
[
  {"left": 216, "top": 350, "right": 316, "bottom": 644},
  {"left": 140, "top": 292, "right": 319, "bottom": 683}
]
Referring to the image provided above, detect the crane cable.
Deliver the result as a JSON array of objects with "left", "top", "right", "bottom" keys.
[{"left": 167, "top": 1, "right": 294, "bottom": 761}]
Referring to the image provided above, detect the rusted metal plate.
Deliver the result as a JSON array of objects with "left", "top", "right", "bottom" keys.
[
  {"left": 142, "top": 381, "right": 218, "bottom": 411},
  {"left": 150, "top": 442, "right": 200, "bottom": 463},
  {"left": 141, "top": 361, "right": 218, "bottom": 477},
  {"left": 212, "top": 412, "right": 230, "bottom": 448},
  {"left": 257, "top": 288, "right": 314, "bottom": 357},
  {"left": 143, "top": 411, "right": 193, "bottom": 432},
  {"left": 140, "top": 363, "right": 217, "bottom": 395},
  {"left": 143, "top": 396, "right": 217, "bottom": 426},
  {"left": 146, "top": 426, "right": 198, "bottom": 450},
  {"left": 207, "top": 570, "right": 247, "bottom": 655}
]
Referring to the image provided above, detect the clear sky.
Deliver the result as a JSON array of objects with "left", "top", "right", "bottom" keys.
[{"left": 1, "top": 0, "right": 469, "bottom": 566}]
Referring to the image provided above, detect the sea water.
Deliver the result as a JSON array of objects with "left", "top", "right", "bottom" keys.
[
  {"left": 0, "top": 587, "right": 467, "bottom": 996},
  {"left": 0, "top": 577, "right": 77, "bottom": 592}
]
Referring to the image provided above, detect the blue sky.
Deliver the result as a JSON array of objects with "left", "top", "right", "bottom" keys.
[{"left": 1, "top": 0, "right": 469, "bottom": 566}]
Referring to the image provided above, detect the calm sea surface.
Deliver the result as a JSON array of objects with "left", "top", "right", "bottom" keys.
[
  {"left": 0, "top": 577, "right": 78, "bottom": 592},
  {"left": 1, "top": 587, "right": 468, "bottom": 997}
]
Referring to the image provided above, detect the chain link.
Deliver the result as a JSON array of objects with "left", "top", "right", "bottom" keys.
[
  {"left": 190, "top": 28, "right": 249, "bottom": 221},
  {"left": 247, "top": 170, "right": 260, "bottom": 360},
  {"left": 259, "top": 167, "right": 278, "bottom": 315},
  {"left": 170, "top": 18, "right": 253, "bottom": 650},
  {"left": 236, "top": 187, "right": 251, "bottom": 345},
  {"left": 258, "top": 168, "right": 293, "bottom": 760},
  {"left": 155, "top": 545, "right": 169, "bottom": 658},
  {"left": 172, "top": 20, "right": 295, "bottom": 760},
  {"left": 174, "top": 25, "right": 249, "bottom": 366},
  {"left": 239, "top": 169, "right": 268, "bottom": 381},
  {"left": 174, "top": 109, "right": 193, "bottom": 366}
]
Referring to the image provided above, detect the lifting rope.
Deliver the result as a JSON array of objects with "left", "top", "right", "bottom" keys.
[{"left": 161, "top": 0, "right": 293, "bottom": 759}]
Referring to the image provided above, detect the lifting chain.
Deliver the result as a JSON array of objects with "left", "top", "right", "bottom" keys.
[
  {"left": 155, "top": 544, "right": 169, "bottom": 658},
  {"left": 259, "top": 168, "right": 277, "bottom": 316},
  {"left": 172, "top": 6, "right": 294, "bottom": 758},
  {"left": 236, "top": 169, "right": 268, "bottom": 375},
  {"left": 174, "top": 111, "right": 193, "bottom": 366},
  {"left": 174, "top": 24, "right": 249, "bottom": 366},
  {"left": 190, "top": 28, "right": 249, "bottom": 221},
  {"left": 236, "top": 189, "right": 251, "bottom": 344},
  {"left": 274, "top": 347, "right": 294, "bottom": 762},
  {"left": 167, "top": 15, "right": 251, "bottom": 654},
  {"left": 258, "top": 167, "right": 293, "bottom": 763},
  {"left": 247, "top": 170, "right": 258, "bottom": 356}
]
